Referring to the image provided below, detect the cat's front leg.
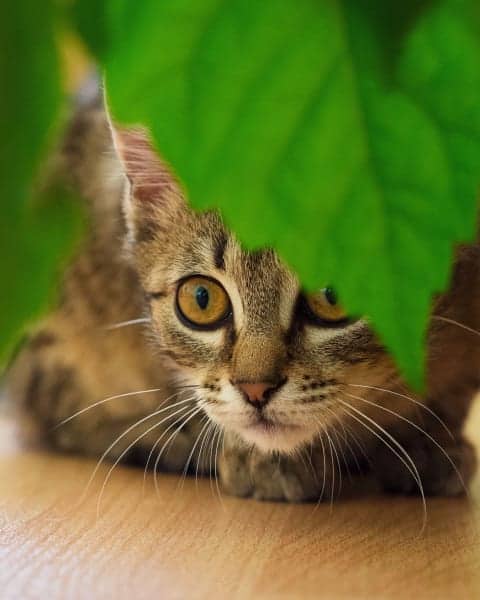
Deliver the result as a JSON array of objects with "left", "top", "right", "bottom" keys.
[
  {"left": 372, "top": 422, "right": 477, "bottom": 497},
  {"left": 218, "top": 433, "right": 337, "bottom": 502}
]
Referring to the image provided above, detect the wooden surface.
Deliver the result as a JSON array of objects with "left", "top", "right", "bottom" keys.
[{"left": 1, "top": 400, "right": 480, "bottom": 600}]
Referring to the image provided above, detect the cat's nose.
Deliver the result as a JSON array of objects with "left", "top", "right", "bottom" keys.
[{"left": 234, "top": 380, "right": 285, "bottom": 408}]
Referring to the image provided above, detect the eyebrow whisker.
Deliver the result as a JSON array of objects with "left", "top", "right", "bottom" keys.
[{"left": 105, "top": 317, "right": 151, "bottom": 330}]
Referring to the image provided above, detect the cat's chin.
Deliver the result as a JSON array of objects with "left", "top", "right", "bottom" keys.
[{"left": 237, "top": 421, "right": 314, "bottom": 454}]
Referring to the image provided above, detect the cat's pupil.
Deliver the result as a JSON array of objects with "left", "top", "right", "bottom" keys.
[
  {"left": 325, "top": 287, "right": 337, "bottom": 306},
  {"left": 195, "top": 286, "right": 210, "bottom": 310}
]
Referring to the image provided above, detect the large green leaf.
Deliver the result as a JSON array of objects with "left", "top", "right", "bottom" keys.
[
  {"left": 71, "top": 0, "right": 108, "bottom": 58},
  {"left": 0, "top": 1, "right": 58, "bottom": 216},
  {"left": 80, "top": 0, "right": 479, "bottom": 387},
  {"left": 0, "top": 1, "right": 81, "bottom": 365}
]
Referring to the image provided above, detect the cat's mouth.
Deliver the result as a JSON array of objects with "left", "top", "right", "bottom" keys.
[
  {"left": 249, "top": 414, "right": 294, "bottom": 433},
  {"left": 240, "top": 414, "right": 310, "bottom": 453}
]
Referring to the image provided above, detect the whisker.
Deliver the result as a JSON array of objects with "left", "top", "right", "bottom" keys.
[
  {"left": 208, "top": 426, "right": 219, "bottom": 500},
  {"left": 344, "top": 391, "right": 468, "bottom": 496},
  {"left": 340, "top": 398, "right": 425, "bottom": 493},
  {"left": 432, "top": 315, "right": 480, "bottom": 337},
  {"left": 80, "top": 396, "right": 195, "bottom": 504},
  {"left": 247, "top": 443, "right": 256, "bottom": 489},
  {"left": 339, "top": 398, "right": 427, "bottom": 534},
  {"left": 327, "top": 427, "right": 342, "bottom": 498},
  {"left": 312, "top": 417, "right": 332, "bottom": 500},
  {"left": 340, "top": 419, "right": 371, "bottom": 471},
  {"left": 339, "top": 416, "right": 366, "bottom": 473},
  {"left": 195, "top": 422, "right": 215, "bottom": 488},
  {"left": 298, "top": 444, "right": 318, "bottom": 484},
  {"left": 317, "top": 429, "right": 327, "bottom": 504},
  {"left": 323, "top": 407, "right": 354, "bottom": 481},
  {"left": 221, "top": 431, "right": 226, "bottom": 459},
  {"left": 53, "top": 387, "right": 177, "bottom": 431},
  {"left": 293, "top": 446, "right": 311, "bottom": 482},
  {"left": 306, "top": 442, "right": 318, "bottom": 485},
  {"left": 212, "top": 426, "right": 225, "bottom": 507},
  {"left": 143, "top": 404, "right": 200, "bottom": 494},
  {"left": 153, "top": 406, "right": 205, "bottom": 496},
  {"left": 324, "top": 431, "right": 335, "bottom": 509},
  {"left": 177, "top": 384, "right": 202, "bottom": 390},
  {"left": 105, "top": 317, "right": 151, "bottom": 331},
  {"left": 347, "top": 383, "right": 454, "bottom": 441},
  {"left": 179, "top": 416, "right": 211, "bottom": 489},
  {"left": 96, "top": 403, "right": 194, "bottom": 517},
  {"left": 142, "top": 405, "right": 192, "bottom": 491},
  {"left": 310, "top": 425, "right": 328, "bottom": 512},
  {"left": 333, "top": 423, "right": 352, "bottom": 482}
]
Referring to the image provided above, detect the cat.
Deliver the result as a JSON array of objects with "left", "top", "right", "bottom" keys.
[{"left": 7, "top": 82, "right": 480, "bottom": 503}]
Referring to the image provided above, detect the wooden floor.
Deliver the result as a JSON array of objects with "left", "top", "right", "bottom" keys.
[{"left": 2, "top": 399, "right": 480, "bottom": 599}]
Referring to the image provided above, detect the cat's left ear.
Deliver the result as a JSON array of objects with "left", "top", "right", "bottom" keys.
[{"left": 110, "top": 122, "right": 187, "bottom": 243}]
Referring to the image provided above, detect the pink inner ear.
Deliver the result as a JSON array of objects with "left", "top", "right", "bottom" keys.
[{"left": 114, "top": 127, "right": 181, "bottom": 203}]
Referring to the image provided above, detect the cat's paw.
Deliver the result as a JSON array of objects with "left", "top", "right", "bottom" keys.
[
  {"left": 218, "top": 436, "right": 333, "bottom": 502},
  {"left": 373, "top": 434, "right": 476, "bottom": 497}
]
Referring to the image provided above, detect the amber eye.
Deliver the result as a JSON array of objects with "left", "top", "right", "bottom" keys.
[
  {"left": 306, "top": 287, "right": 348, "bottom": 324},
  {"left": 176, "top": 276, "right": 231, "bottom": 328}
]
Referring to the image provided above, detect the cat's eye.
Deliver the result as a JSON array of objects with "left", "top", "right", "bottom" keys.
[
  {"left": 176, "top": 276, "right": 231, "bottom": 329},
  {"left": 305, "top": 287, "right": 348, "bottom": 325}
]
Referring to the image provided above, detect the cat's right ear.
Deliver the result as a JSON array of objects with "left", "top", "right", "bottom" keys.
[{"left": 110, "top": 124, "right": 187, "bottom": 244}]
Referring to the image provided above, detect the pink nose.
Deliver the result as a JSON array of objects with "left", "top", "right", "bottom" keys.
[{"left": 235, "top": 381, "right": 280, "bottom": 409}]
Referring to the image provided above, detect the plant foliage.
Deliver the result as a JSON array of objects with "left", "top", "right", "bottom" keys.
[{"left": 2, "top": 0, "right": 479, "bottom": 386}]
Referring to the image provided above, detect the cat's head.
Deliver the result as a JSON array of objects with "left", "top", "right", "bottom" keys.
[{"left": 114, "top": 127, "right": 396, "bottom": 454}]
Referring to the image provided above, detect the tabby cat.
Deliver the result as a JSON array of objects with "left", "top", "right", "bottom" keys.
[{"left": 8, "top": 83, "right": 480, "bottom": 502}]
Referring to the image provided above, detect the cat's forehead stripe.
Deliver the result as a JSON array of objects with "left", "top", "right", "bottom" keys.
[{"left": 213, "top": 231, "right": 227, "bottom": 271}]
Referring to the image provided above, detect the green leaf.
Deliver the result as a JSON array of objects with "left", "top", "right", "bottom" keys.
[
  {"left": 0, "top": 0, "right": 59, "bottom": 215},
  {"left": 71, "top": 0, "right": 108, "bottom": 58},
  {"left": 98, "top": 0, "right": 478, "bottom": 387},
  {"left": 0, "top": 1, "right": 82, "bottom": 365}
]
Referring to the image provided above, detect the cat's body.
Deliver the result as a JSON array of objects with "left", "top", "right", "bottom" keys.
[{"left": 8, "top": 86, "right": 480, "bottom": 502}]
